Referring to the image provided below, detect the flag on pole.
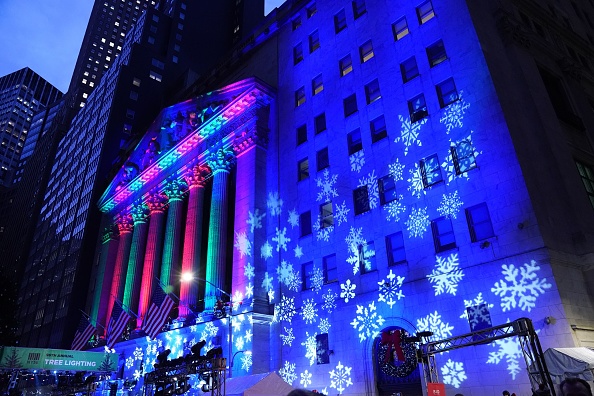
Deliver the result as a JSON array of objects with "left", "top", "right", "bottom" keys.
[
  {"left": 106, "top": 301, "right": 131, "bottom": 348},
  {"left": 71, "top": 313, "right": 96, "bottom": 350},
  {"left": 142, "top": 283, "right": 176, "bottom": 339}
]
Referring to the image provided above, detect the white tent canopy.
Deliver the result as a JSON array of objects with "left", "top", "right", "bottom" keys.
[
  {"left": 225, "top": 371, "right": 295, "bottom": 396},
  {"left": 543, "top": 347, "right": 594, "bottom": 384}
]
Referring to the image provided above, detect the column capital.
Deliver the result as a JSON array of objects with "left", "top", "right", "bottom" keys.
[
  {"left": 146, "top": 191, "right": 168, "bottom": 213},
  {"left": 130, "top": 201, "right": 150, "bottom": 224},
  {"left": 233, "top": 106, "right": 270, "bottom": 154},
  {"left": 102, "top": 226, "right": 118, "bottom": 244},
  {"left": 184, "top": 164, "right": 211, "bottom": 189},
  {"left": 163, "top": 178, "right": 187, "bottom": 202},
  {"left": 116, "top": 214, "right": 134, "bottom": 234},
  {"left": 207, "top": 147, "right": 236, "bottom": 173}
]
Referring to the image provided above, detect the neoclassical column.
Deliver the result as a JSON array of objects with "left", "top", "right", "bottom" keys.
[
  {"left": 160, "top": 178, "right": 187, "bottom": 289},
  {"left": 138, "top": 192, "right": 168, "bottom": 327},
  {"left": 205, "top": 147, "right": 235, "bottom": 308},
  {"left": 179, "top": 164, "right": 210, "bottom": 317},
  {"left": 105, "top": 213, "right": 134, "bottom": 329},
  {"left": 93, "top": 225, "right": 119, "bottom": 329},
  {"left": 122, "top": 201, "right": 150, "bottom": 325}
]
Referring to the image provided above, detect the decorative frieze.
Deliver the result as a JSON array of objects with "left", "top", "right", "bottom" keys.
[{"left": 207, "top": 147, "right": 236, "bottom": 173}]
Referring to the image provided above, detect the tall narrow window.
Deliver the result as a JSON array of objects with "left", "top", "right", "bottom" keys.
[
  {"left": 302, "top": 261, "right": 315, "bottom": 290},
  {"left": 292, "top": 16, "right": 302, "bottom": 30},
  {"left": 314, "top": 113, "right": 327, "bottom": 134},
  {"left": 400, "top": 56, "right": 419, "bottom": 83},
  {"left": 436, "top": 78, "right": 458, "bottom": 107},
  {"left": 312, "top": 74, "right": 324, "bottom": 95},
  {"left": 296, "top": 124, "right": 307, "bottom": 145},
  {"left": 307, "top": 3, "right": 317, "bottom": 18},
  {"left": 295, "top": 87, "right": 306, "bottom": 107},
  {"left": 427, "top": 39, "right": 447, "bottom": 67},
  {"left": 334, "top": 9, "right": 347, "bottom": 33},
  {"left": 294, "top": 43, "right": 304, "bottom": 65},
  {"left": 309, "top": 30, "right": 320, "bottom": 53},
  {"left": 408, "top": 93, "right": 428, "bottom": 123},
  {"left": 379, "top": 174, "right": 397, "bottom": 204},
  {"left": 339, "top": 55, "right": 353, "bottom": 77},
  {"left": 352, "top": 0, "right": 367, "bottom": 19},
  {"left": 359, "top": 40, "right": 375, "bottom": 63},
  {"left": 344, "top": 94, "right": 358, "bottom": 117},
  {"left": 300, "top": 211, "right": 312, "bottom": 236},
  {"left": 576, "top": 161, "right": 594, "bottom": 209},
  {"left": 370, "top": 115, "right": 387, "bottom": 142},
  {"left": 353, "top": 185, "right": 371, "bottom": 215},
  {"left": 431, "top": 217, "right": 456, "bottom": 253},
  {"left": 417, "top": 0, "right": 435, "bottom": 24},
  {"left": 298, "top": 158, "right": 309, "bottom": 181},
  {"left": 320, "top": 202, "right": 333, "bottom": 229},
  {"left": 466, "top": 203, "right": 495, "bottom": 242},
  {"left": 420, "top": 154, "right": 442, "bottom": 187},
  {"left": 317, "top": 147, "right": 329, "bottom": 171},
  {"left": 392, "top": 17, "right": 409, "bottom": 40},
  {"left": 348, "top": 128, "right": 363, "bottom": 155},
  {"left": 386, "top": 232, "right": 406, "bottom": 266},
  {"left": 360, "top": 241, "right": 376, "bottom": 273},
  {"left": 451, "top": 139, "right": 477, "bottom": 174},
  {"left": 323, "top": 254, "right": 337, "bottom": 283},
  {"left": 365, "top": 79, "right": 381, "bottom": 104}
]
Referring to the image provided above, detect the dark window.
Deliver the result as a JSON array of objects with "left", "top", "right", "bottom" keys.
[
  {"left": 352, "top": 0, "right": 367, "bottom": 18},
  {"left": 466, "top": 203, "right": 495, "bottom": 242},
  {"left": 316, "top": 333, "right": 330, "bottom": 364},
  {"left": 339, "top": 55, "right": 353, "bottom": 76},
  {"left": 334, "top": 9, "right": 347, "bottom": 33},
  {"left": 379, "top": 174, "right": 397, "bottom": 204},
  {"left": 312, "top": 74, "right": 324, "bottom": 95},
  {"left": 292, "top": 16, "right": 302, "bottom": 30},
  {"left": 400, "top": 56, "right": 419, "bottom": 82},
  {"left": 432, "top": 217, "right": 456, "bottom": 252},
  {"left": 359, "top": 40, "right": 375, "bottom": 63},
  {"left": 408, "top": 93, "right": 428, "bottom": 123},
  {"left": 360, "top": 241, "right": 376, "bottom": 273},
  {"left": 298, "top": 158, "right": 309, "bottom": 181},
  {"left": 307, "top": 3, "right": 317, "bottom": 18},
  {"left": 370, "top": 115, "right": 387, "bottom": 142},
  {"left": 303, "top": 261, "right": 314, "bottom": 290},
  {"left": 294, "top": 43, "right": 304, "bottom": 64},
  {"left": 295, "top": 87, "right": 306, "bottom": 107},
  {"left": 386, "top": 232, "right": 406, "bottom": 266},
  {"left": 576, "top": 161, "right": 594, "bottom": 209},
  {"left": 436, "top": 78, "right": 458, "bottom": 107},
  {"left": 344, "top": 94, "right": 358, "bottom": 117},
  {"left": 314, "top": 113, "right": 327, "bottom": 134},
  {"left": 365, "top": 79, "right": 381, "bottom": 104},
  {"left": 348, "top": 128, "right": 363, "bottom": 155},
  {"left": 317, "top": 147, "right": 329, "bottom": 171},
  {"left": 320, "top": 202, "right": 333, "bottom": 229},
  {"left": 323, "top": 254, "right": 337, "bottom": 283},
  {"left": 309, "top": 30, "right": 320, "bottom": 53},
  {"left": 300, "top": 211, "right": 312, "bottom": 236},
  {"left": 353, "top": 185, "right": 371, "bottom": 215},
  {"left": 420, "top": 154, "right": 442, "bottom": 187},
  {"left": 126, "top": 109, "right": 135, "bottom": 119},
  {"left": 393, "top": 17, "right": 409, "bottom": 40},
  {"left": 417, "top": 0, "right": 435, "bottom": 24},
  {"left": 427, "top": 40, "right": 447, "bottom": 67},
  {"left": 538, "top": 67, "right": 582, "bottom": 128},
  {"left": 296, "top": 124, "right": 307, "bottom": 145},
  {"left": 451, "top": 138, "right": 477, "bottom": 174}
]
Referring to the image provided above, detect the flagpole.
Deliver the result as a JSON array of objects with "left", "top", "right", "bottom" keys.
[{"left": 79, "top": 309, "right": 106, "bottom": 331}]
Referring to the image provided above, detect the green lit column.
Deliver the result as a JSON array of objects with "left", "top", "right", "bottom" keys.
[
  {"left": 92, "top": 225, "right": 119, "bottom": 327},
  {"left": 122, "top": 201, "right": 150, "bottom": 326},
  {"left": 160, "top": 178, "right": 187, "bottom": 289},
  {"left": 106, "top": 213, "right": 134, "bottom": 328},
  {"left": 205, "top": 147, "right": 235, "bottom": 309}
]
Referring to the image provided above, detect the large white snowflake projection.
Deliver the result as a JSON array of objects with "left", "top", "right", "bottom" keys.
[
  {"left": 384, "top": 196, "right": 406, "bottom": 222},
  {"left": 294, "top": 245, "right": 304, "bottom": 259},
  {"left": 329, "top": 361, "right": 353, "bottom": 394},
  {"left": 439, "top": 91, "right": 470, "bottom": 134},
  {"left": 267, "top": 192, "right": 283, "bottom": 216},
  {"left": 276, "top": 295, "right": 296, "bottom": 323},
  {"left": 133, "top": 369, "right": 142, "bottom": 380},
  {"left": 247, "top": 209, "right": 265, "bottom": 233},
  {"left": 287, "top": 209, "right": 299, "bottom": 228},
  {"left": 441, "top": 359, "right": 467, "bottom": 388},
  {"left": 272, "top": 227, "right": 291, "bottom": 252},
  {"left": 234, "top": 231, "right": 251, "bottom": 258},
  {"left": 277, "top": 260, "right": 296, "bottom": 286},
  {"left": 287, "top": 271, "right": 302, "bottom": 292},
  {"left": 133, "top": 346, "right": 143, "bottom": 360},
  {"left": 125, "top": 356, "right": 134, "bottom": 369},
  {"left": 441, "top": 134, "right": 481, "bottom": 185},
  {"left": 335, "top": 200, "right": 350, "bottom": 226},
  {"left": 427, "top": 253, "right": 465, "bottom": 296},
  {"left": 358, "top": 170, "right": 379, "bottom": 209},
  {"left": 350, "top": 301, "right": 385, "bottom": 342},
  {"left": 416, "top": 311, "right": 454, "bottom": 341},
  {"left": 491, "top": 260, "right": 552, "bottom": 312},
  {"left": 301, "top": 298, "right": 318, "bottom": 325},
  {"left": 241, "top": 352, "right": 253, "bottom": 372},
  {"left": 345, "top": 227, "right": 367, "bottom": 274},
  {"left": 460, "top": 293, "right": 494, "bottom": 321},
  {"left": 437, "top": 191, "right": 463, "bottom": 219},
  {"left": 322, "top": 289, "right": 338, "bottom": 313},
  {"left": 319, "top": 318, "right": 331, "bottom": 333},
  {"left": 262, "top": 272, "right": 274, "bottom": 292},
  {"left": 340, "top": 279, "right": 356, "bottom": 302},
  {"left": 350, "top": 150, "right": 365, "bottom": 172},
  {"left": 301, "top": 332, "right": 318, "bottom": 366},
  {"left": 313, "top": 214, "right": 333, "bottom": 242},
  {"left": 407, "top": 163, "right": 426, "bottom": 199},
  {"left": 280, "top": 327, "right": 295, "bottom": 346},
  {"left": 300, "top": 370, "right": 312, "bottom": 388},
  {"left": 245, "top": 283, "right": 253, "bottom": 299},
  {"left": 315, "top": 169, "right": 339, "bottom": 202},
  {"left": 487, "top": 327, "right": 523, "bottom": 379},
  {"left": 389, "top": 158, "right": 406, "bottom": 181},
  {"left": 311, "top": 267, "right": 324, "bottom": 293},
  {"left": 405, "top": 207, "right": 430, "bottom": 238},
  {"left": 378, "top": 270, "right": 405, "bottom": 308},
  {"left": 244, "top": 262, "right": 254, "bottom": 279},
  {"left": 395, "top": 114, "right": 427, "bottom": 155},
  {"left": 260, "top": 241, "right": 273, "bottom": 260},
  {"left": 235, "top": 336, "right": 245, "bottom": 351},
  {"left": 279, "top": 361, "right": 297, "bottom": 385}
]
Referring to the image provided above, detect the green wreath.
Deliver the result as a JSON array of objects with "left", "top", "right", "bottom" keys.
[{"left": 377, "top": 330, "right": 418, "bottom": 378}]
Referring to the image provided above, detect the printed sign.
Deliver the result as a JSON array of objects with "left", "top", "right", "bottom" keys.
[{"left": 0, "top": 347, "right": 116, "bottom": 372}]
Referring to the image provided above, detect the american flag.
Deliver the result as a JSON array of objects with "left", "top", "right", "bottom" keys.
[
  {"left": 142, "top": 283, "right": 176, "bottom": 339},
  {"left": 71, "top": 314, "right": 96, "bottom": 350},
  {"left": 106, "top": 301, "right": 131, "bottom": 348}
]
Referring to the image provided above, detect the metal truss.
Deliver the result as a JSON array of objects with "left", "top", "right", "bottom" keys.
[{"left": 144, "top": 357, "right": 227, "bottom": 396}]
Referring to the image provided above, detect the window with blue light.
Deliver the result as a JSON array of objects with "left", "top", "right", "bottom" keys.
[
  {"left": 420, "top": 154, "right": 442, "bottom": 187},
  {"left": 339, "top": 54, "right": 353, "bottom": 77},
  {"left": 452, "top": 139, "right": 477, "bottom": 174},
  {"left": 323, "top": 254, "right": 337, "bottom": 283},
  {"left": 360, "top": 241, "right": 376, "bottom": 273},
  {"left": 307, "top": 3, "right": 317, "bottom": 18},
  {"left": 432, "top": 217, "right": 456, "bottom": 253},
  {"left": 365, "top": 79, "right": 381, "bottom": 104},
  {"left": 427, "top": 39, "right": 447, "bottom": 67},
  {"left": 292, "top": 16, "right": 302, "bottom": 31},
  {"left": 298, "top": 158, "right": 309, "bottom": 181},
  {"left": 370, "top": 115, "right": 387, "bottom": 142},
  {"left": 300, "top": 211, "right": 312, "bottom": 236},
  {"left": 359, "top": 40, "right": 375, "bottom": 63},
  {"left": 294, "top": 43, "right": 304, "bottom": 65},
  {"left": 348, "top": 128, "right": 363, "bottom": 154},
  {"left": 401, "top": 56, "right": 419, "bottom": 83},
  {"left": 295, "top": 87, "right": 306, "bottom": 107},
  {"left": 309, "top": 30, "right": 320, "bottom": 53},
  {"left": 386, "top": 232, "right": 406, "bottom": 266},
  {"left": 297, "top": 124, "right": 307, "bottom": 145},
  {"left": 312, "top": 74, "right": 324, "bottom": 95},
  {"left": 344, "top": 93, "right": 358, "bottom": 117},
  {"left": 392, "top": 17, "right": 409, "bottom": 41},
  {"left": 320, "top": 202, "right": 333, "bottom": 229},
  {"left": 408, "top": 93, "right": 428, "bottom": 123},
  {"left": 437, "top": 77, "right": 459, "bottom": 107},
  {"left": 466, "top": 203, "right": 495, "bottom": 242},
  {"left": 317, "top": 147, "right": 329, "bottom": 171},
  {"left": 352, "top": 0, "right": 367, "bottom": 19},
  {"left": 353, "top": 185, "right": 370, "bottom": 215},
  {"left": 314, "top": 113, "right": 327, "bottom": 134},
  {"left": 379, "top": 174, "right": 397, "bottom": 204},
  {"left": 303, "top": 261, "right": 314, "bottom": 290},
  {"left": 334, "top": 9, "right": 347, "bottom": 33},
  {"left": 417, "top": 0, "right": 435, "bottom": 24}
]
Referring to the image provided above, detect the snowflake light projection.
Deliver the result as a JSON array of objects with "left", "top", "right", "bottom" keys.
[
  {"left": 262, "top": 272, "right": 274, "bottom": 292},
  {"left": 340, "top": 279, "right": 356, "bottom": 303},
  {"left": 405, "top": 207, "right": 430, "bottom": 238},
  {"left": 441, "top": 359, "right": 467, "bottom": 388},
  {"left": 235, "top": 336, "right": 245, "bottom": 351},
  {"left": 350, "top": 151, "right": 365, "bottom": 172},
  {"left": 280, "top": 327, "right": 295, "bottom": 346},
  {"left": 329, "top": 361, "right": 353, "bottom": 394},
  {"left": 487, "top": 326, "right": 523, "bottom": 379},
  {"left": 300, "top": 370, "right": 312, "bottom": 388},
  {"left": 437, "top": 191, "right": 463, "bottom": 219},
  {"left": 244, "top": 262, "right": 254, "bottom": 279},
  {"left": 491, "top": 260, "right": 552, "bottom": 312},
  {"left": 460, "top": 293, "right": 494, "bottom": 320},
  {"left": 322, "top": 289, "right": 338, "bottom": 313},
  {"left": 301, "top": 298, "right": 318, "bottom": 325},
  {"left": 125, "top": 356, "right": 134, "bottom": 369},
  {"left": 384, "top": 196, "right": 406, "bottom": 222},
  {"left": 316, "top": 168, "right": 339, "bottom": 202},
  {"left": 267, "top": 191, "right": 283, "bottom": 216},
  {"left": 294, "top": 245, "right": 303, "bottom": 258},
  {"left": 287, "top": 209, "right": 299, "bottom": 228},
  {"left": 313, "top": 214, "right": 334, "bottom": 242},
  {"left": 335, "top": 200, "right": 350, "bottom": 226},
  {"left": 427, "top": 253, "right": 465, "bottom": 296},
  {"left": 441, "top": 133, "right": 481, "bottom": 185},
  {"left": 345, "top": 226, "right": 367, "bottom": 274},
  {"left": 311, "top": 267, "right": 324, "bottom": 293},
  {"left": 247, "top": 209, "right": 265, "bottom": 233},
  {"left": 272, "top": 227, "right": 291, "bottom": 251},
  {"left": 133, "top": 346, "right": 143, "bottom": 360},
  {"left": 279, "top": 361, "right": 297, "bottom": 385},
  {"left": 302, "top": 332, "right": 318, "bottom": 365},
  {"left": 378, "top": 270, "right": 405, "bottom": 308},
  {"left": 133, "top": 369, "right": 142, "bottom": 380},
  {"left": 234, "top": 231, "right": 251, "bottom": 258},
  {"left": 389, "top": 158, "right": 406, "bottom": 181},
  {"left": 245, "top": 283, "right": 253, "bottom": 298},
  {"left": 351, "top": 301, "right": 385, "bottom": 342},
  {"left": 319, "top": 318, "right": 331, "bottom": 333},
  {"left": 417, "top": 311, "right": 454, "bottom": 341},
  {"left": 395, "top": 114, "right": 427, "bottom": 155},
  {"left": 439, "top": 91, "right": 470, "bottom": 133},
  {"left": 277, "top": 260, "right": 296, "bottom": 286},
  {"left": 260, "top": 241, "right": 273, "bottom": 260},
  {"left": 240, "top": 352, "right": 253, "bottom": 372},
  {"left": 287, "top": 271, "right": 302, "bottom": 292},
  {"left": 276, "top": 295, "right": 296, "bottom": 323},
  {"left": 358, "top": 170, "right": 379, "bottom": 209},
  {"left": 407, "top": 163, "right": 426, "bottom": 199}
]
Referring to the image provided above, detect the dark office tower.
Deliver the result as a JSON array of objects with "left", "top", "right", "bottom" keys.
[{"left": 16, "top": 0, "right": 264, "bottom": 349}]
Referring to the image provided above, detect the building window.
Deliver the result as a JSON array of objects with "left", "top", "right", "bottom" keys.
[
  {"left": 408, "top": 93, "right": 428, "bottom": 123},
  {"left": 352, "top": 0, "right": 367, "bottom": 19},
  {"left": 317, "top": 147, "right": 329, "bottom": 171},
  {"left": 309, "top": 30, "right": 320, "bottom": 53},
  {"left": 148, "top": 36, "right": 155, "bottom": 44},
  {"left": 353, "top": 185, "right": 371, "bottom": 215},
  {"left": 149, "top": 71, "right": 162, "bottom": 82},
  {"left": 365, "top": 79, "right": 381, "bottom": 104},
  {"left": 539, "top": 67, "right": 581, "bottom": 127},
  {"left": 393, "top": 17, "right": 409, "bottom": 40},
  {"left": 312, "top": 74, "right": 324, "bottom": 95},
  {"left": 292, "top": 16, "right": 302, "bottom": 30},
  {"left": 323, "top": 254, "right": 337, "bottom": 283},
  {"left": 129, "top": 91, "right": 138, "bottom": 101},
  {"left": 431, "top": 217, "right": 456, "bottom": 253},
  {"left": 466, "top": 203, "right": 495, "bottom": 242},
  {"left": 151, "top": 58, "right": 165, "bottom": 69},
  {"left": 436, "top": 78, "right": 458, "bottom": 107},
  {"left": 417, "top": 0, "right": 435, "bottom": 24},
  {"left": 386, "top": 232, "right": 406, "bottom": 266},
  {"left": 576, "top": 161, "right": 594, "bottom": 208},
  {"left": 400, "top": 56, "right": 419, "bottom": 83},
  {"left": 359, "top": 40, "right": 375, "bottom": 63},
  {"left": 295, "top": 87, "right": 306, "bottom": 107},
  {"left": 347, "top": 128, "right": 363, "bottom": 155},
  {"left": 427, "top": 39, "right": 447, "bottom": 67},
  {"left": 300, "top": 211, "right": 312, "bottom": 236},
  {"left": 339, "top": 54, "right": 353, "bottom": 77},
  {"left": 307, "top": 3, "right": 317, "bottom": 18},
  {"left": 451, "top": 138, "right": 477, "bottom": 174},
  {"left": 379, "top": 174, "right": 397, "bottom": 204},
  {"left": 360, "top": 241, "right": 376, "bottom": 273},
  {"left": 343, "top": 94, "right": 358, "bottom": 117},
  {"left": 334, "top": 9, "right": 347, "bottom": 33},
  {"left": 298, "top": 158, "right": 309, "bottom": 181},
  {"left": 294, "top": 43, "right": 304, "bottom": 64},
  {"left": 303, "top": 261, "right": 315, "bottom": 290},
  {"left": 320, "top": 202, "right": 333, "bottom": 229},
  {"left": 370, "top": 115, "right": 387, "bottom": 142},
  {"left": 126, "top": 109, "right": 135, "bottom": 119},
  {"left": 420, "top": 154, "right": 442, "bottom": 187},
  {"left": 314, "top": 113, "right": 327, "bottom": 134},
  {"left": 297, "top": 124, "right": 307, "bottom": 145}
]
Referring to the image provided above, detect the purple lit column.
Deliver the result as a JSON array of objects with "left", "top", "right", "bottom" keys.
[
  {"left": 93, "top": 225, "right": 119, "bottom": 328},
  {"left": 160, "top": 179, "right": 187, "bottom": 289},
  {"left": 106, "top": 213, "right": 134, "bottom": 329}
]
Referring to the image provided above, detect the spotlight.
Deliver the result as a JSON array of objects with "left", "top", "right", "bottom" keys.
[{"left": 205, "top": 347, "right": 223, "bottom": 359}]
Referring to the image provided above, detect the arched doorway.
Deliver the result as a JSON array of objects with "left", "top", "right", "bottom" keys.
[{"left": 374, "top": 326, "right": 423, "bottom": 396}]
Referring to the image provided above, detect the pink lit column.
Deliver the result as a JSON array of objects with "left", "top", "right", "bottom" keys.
[
  {"left": 179, "top": 165, "right": 210, "bottom": 317},
  {"left": 160, "top": 179, "right": 187, "bottom": 289},
  {"left": 93, "top": 225, "right": 119, "bottom": 328}
]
